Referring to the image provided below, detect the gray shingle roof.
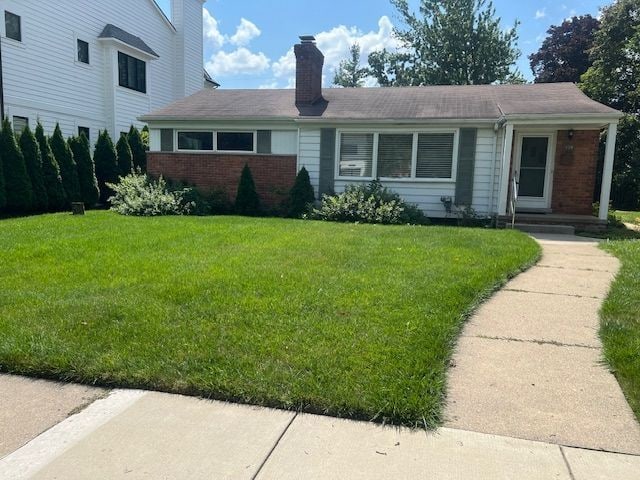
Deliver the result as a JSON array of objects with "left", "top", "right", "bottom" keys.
[
  {"left": 140, "top": 83, "right": 621, "bottom": 122},
  {"left": 99, "top": 24, "right": 158, "bottom": 58}
]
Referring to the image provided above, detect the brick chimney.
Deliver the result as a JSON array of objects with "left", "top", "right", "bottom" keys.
[{"left": 294, "top": 36, "right": 324, "bottom": 106}]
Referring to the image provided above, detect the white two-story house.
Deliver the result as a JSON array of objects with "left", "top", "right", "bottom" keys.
[{"left": 0, "top": 0, "right": 215, "bottom": 144}]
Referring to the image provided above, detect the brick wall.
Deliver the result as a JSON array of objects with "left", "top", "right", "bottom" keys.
[
  {"left": 147, "top": 152, "right": 297, "bottom": 209},
  {"left": 551, "top": 130, "right": 600, "bottom": 215}
]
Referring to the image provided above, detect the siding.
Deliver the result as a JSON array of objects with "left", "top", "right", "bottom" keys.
[{"left": 298, "top": 129, "right": 321, "bottom": 195}]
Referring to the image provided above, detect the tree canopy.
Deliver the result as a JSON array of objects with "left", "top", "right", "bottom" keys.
[{"left": 333, "top": 43, "right": 369, "bottom": 87}]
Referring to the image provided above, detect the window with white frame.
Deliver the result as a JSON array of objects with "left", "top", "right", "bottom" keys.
[
  {"left": 217, "top": 132, "right": 254, "bottom": 152},
  {"left": 175, "top": 131, "right": 256, "bottom": 152},
  {"left": 177, "top": 131, "right": 213, "bottom": 151},
  {"left": 337, "top": 130, "right": 457, "bottom": 180}
]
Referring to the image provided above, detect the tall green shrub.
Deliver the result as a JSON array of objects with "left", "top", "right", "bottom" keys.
[
  {"left": 116, "top": 133, "right": 134, "bottom": 176},
  {"left": 69, "top": 134, "right": 100, "bottom": 207},
  {"left": 35, "top": 123, "right": 66, "bottom": 211},
  {"left": 287, "top": 167, "right": 315, "bottom": 217},
  {"left": 0, "top": 118, "right": 33, "bottom": 212},
  {"left": 0, "top": 131, "right": 6, "bottom": 211},
  {"left": 128, "top": 125, "right": 147, "bottom": 171},
  {"left": 50, "top": 123, "right": 81, "bottom": 203},
  {"left": 94, "top": 130, "right": 119, "bottom": 204},
  {"left": 19, "top": 126, "right": 48, "bottom": 211},
  {"left": 235, "top": 164, "right": 260, "bottom": 216}
]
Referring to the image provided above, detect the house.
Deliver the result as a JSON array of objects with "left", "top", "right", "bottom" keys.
[
  {"left": 0, "top": 0, "right": 216, "bottom": 145},
  {"left": 141, "top": 36, "right": 621, "bottom": 227}
]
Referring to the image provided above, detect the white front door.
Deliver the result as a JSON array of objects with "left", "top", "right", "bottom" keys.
[{"left": 514, "top": 132, "right": 555, "bottom": 211}]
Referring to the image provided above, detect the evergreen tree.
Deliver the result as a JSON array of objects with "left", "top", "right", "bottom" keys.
[
  {"left": 94, "top": 130, "right": 119, "bottom": 204},
  {"left": 69, "top": 133, "right": 100, "bottom": 207},
  {"left": 0, "top": 118, "right": 33, "bottom": 212},
  {"left": 35, "top": 123, "right": 66, "bottom": 211},
  {"left": 0, "top": 131, "right": 5, "bottom": 211},
  {"left": 234, "top": 164, "right": 260, "bottom": 216},
  {"left": 50, "top": 123, "right": 81, "bottom": 203},
  {"left": 116, "top": 133, "right": 134, "bottom": 176},
  {"left": 19, "top": 126, "right": 48, "bottom": 211},
  {"left": 287, "top": 167, "right": 315, "bottom": 217},
  {"left": 127, "top": 125, "right": 147, "bottom": 171}
]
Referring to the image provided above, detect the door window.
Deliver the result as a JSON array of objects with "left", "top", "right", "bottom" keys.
[{"left": 519, "top": 137, "right": 548, "bottom": 197}]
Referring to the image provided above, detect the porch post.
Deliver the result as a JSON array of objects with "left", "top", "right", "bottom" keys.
[
  {"left": 498, "top": 123, "right": 514, "bottom": 216},
  {"left": 598, "top": 122, "right": 618, "bottom": 220}
]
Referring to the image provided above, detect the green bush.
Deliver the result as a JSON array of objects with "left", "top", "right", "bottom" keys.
[
  {"left": 107, "top": 171, "right": 193, "bottom": 216},
  {"left": 128, "top": 125, "right": 147, "bottom": 172},
  {"left": 35, "top": 123, "right": 66, "bottom": 211},
  {"left": 50, "top": 123, "right": 81, "bottom": 204},
  {"left": 116, "top": 133, "right": 134, "bottom": 176},
  {"left": 19, "top": 126, "right": 48, "bottom": 211},
  {"left": 235, "top": 164, "right": 261, "bottom": 216},
  {"left": 0, "top": 118, "right": 33, "bottom": 212},
  {"left": 309, "top": 180, "right": 429, "bottom": 225},
  {"left": 287, "top": 166, "right": 315, "bottom": 218},
  {"left": 69, "top": 133, "right": 100, "bottom": 207},
  {"left": 94, "top": 131, "right": 119, "bottom": 204}
]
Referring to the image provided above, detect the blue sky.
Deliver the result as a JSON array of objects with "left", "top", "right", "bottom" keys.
[{"left": 156, "top": 0, "right": 605, "bottom": 89}]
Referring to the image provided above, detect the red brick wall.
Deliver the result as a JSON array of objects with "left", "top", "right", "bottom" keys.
[
  {"left": 147, "top": 152, "right": 297, "bottom": 209},
  {"left": 551, "top": 130, "right": 600, "bottom": 215}
]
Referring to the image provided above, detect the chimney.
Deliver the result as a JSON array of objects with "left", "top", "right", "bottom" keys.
[{"left": 294, "top": 36, "right": 324, "bottom": 106}]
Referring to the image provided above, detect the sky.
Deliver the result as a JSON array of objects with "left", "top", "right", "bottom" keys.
[{"left": 155, "top": 0, "right": 605, "bottom": 89}]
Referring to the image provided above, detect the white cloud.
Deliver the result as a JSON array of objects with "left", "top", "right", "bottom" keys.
[
  {"left": 258, "top": 81, "right": 278, "bottom": 89},
  {"left": 230, "top": 18, "right": 261, "bottom": 46},
  {"left": 203, "top": 8, "right": 225, "bottom": 50},
  {"left": 206, "top": 48, "right": 270, "bottom": 76},
  {"left": 535, "top": 9, "right": 546, "bottom": 19}
]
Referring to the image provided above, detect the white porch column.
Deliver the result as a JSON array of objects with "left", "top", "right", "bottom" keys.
[
  {"left": 498, "top": 123, "right": 515, "bottom": 216},
  {"left": 599, "top": 122, "right": 618, "bottom": 220}
]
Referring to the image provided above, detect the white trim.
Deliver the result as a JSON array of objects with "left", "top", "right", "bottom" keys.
[
  {"left": 599, "top": 122, "right": 618, "bottom": 220},
  {"left": 174, "top": 129, "right": 257, "bottom": 154},
  {"left": 98, "top": 37, "right": 159, "bottom": 61},
  {"left": 512, "top": 131, "right": 556, "bottom": 211}
]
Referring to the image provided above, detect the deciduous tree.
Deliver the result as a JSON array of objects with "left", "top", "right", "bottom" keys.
[{"left": 333, "top": 43, "right": 369, "bottom": 87}]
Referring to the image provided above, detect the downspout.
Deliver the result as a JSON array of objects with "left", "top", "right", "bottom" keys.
[{"left": 488, "top": 116, "right": 507, "bottom": 222}]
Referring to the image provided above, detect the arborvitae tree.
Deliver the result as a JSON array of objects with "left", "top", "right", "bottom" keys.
[
  {"left": 0, "top": 130, "right": 5, "bottom": 211},
  {"left": 69, "top": 133, "right": 100, "bottom": 207},
  {"left": 35, "top": 123, "right": 66, "bottom": 211},
  {"left": 287, "top": 167, "right": 315, "bottom": 217},
  {"left": 0, "top": 118, "right": 33, "bottom": 212},
  {"left": 19, "top": 126, "right": 48, "bottom": 211},
  {"left": 127, "top": 125, "right": 147, "bottom": 171},
  {"left": 50, "top": 123, "right": 81, "bottom": 203},
  {"left": 116, "top": 133, "right": 134, "bottom": 176},
  {"left": 94, "top": 130, "right": 119, "bottom": 204},
  {"left": 234, "top": 164, "right": 260, "bottom": 216}
]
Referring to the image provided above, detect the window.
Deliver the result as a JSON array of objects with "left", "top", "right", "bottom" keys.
[
  {"left": 78, "top": 126, "right": 90, "bottom": 139},
  {"left": 77, "top": 39, "right": 89, "bottom": 64},
  {"left": 5, "top": 11, "right": 21, "bottom": 42},
  {"left": 338, "top": 133, "right": 373, "bottom": 177},
  {"left": 416, "top": 133, "right": 455, "bottom": 178},
  {"left": 217, "top": 132, "right": 254, "bottom": 152},
  {"left": 13, "top": 116, "right": 28, "bottom": 134},
  {"left": 118, "top": 52, "right": 146, "bottom": 93},
  {"left": 377, "top": 134, "right": 413, "bottom": 178},
  {"left": 177, "top": 131, "right": 213, "bottom": 151}
]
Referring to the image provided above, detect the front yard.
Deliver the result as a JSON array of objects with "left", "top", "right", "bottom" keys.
[{"left": 0, "top": 212, "right": 539, "bottom": 427}]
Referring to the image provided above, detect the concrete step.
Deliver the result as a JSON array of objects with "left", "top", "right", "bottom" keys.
[{"left": 511, "top": 223, "right": 575, "bottom": 235}]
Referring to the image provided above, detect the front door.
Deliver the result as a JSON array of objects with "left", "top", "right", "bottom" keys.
[{"left": 514, "top": 133, "right": 555, "bottom": 211}]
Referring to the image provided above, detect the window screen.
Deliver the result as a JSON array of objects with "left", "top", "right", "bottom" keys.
[
  {"left": 5, "top": 11, "right": 21, "bottom": 42},
  {"left": 178, "top": 131, "right": 213, "bottom": 150},
  {"left": 118, "top": 52, "right": 146, "bottom": 93},
  {"left": 339, "top": 133, "right": 373, "bottom": 177},
  {"left": 217, "top": 132, "right": 254, "bottom": 151},
  {"left": 377, "top": 134, "right": 412, "bottom": 178},
  {"left": 416, "top": 133, "right": 455, "bottom": 178},
  {"left": 77, "top": 39, "right": 89, "bottom": 64}
]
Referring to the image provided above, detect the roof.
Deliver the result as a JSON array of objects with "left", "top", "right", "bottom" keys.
[
  {"left": 140, "top": 83, "right": 621, "bottom": 122},
  {"left": 99, "top": 24, "right": 159, "bottom": 58}
]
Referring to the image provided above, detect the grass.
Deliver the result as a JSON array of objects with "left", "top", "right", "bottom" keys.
[
  {"left": 615, "top": 210, "right": 640, "bottom": 226},
  {"left": 0, "top": 211, "right": 539, "bottom": 427},
  {"left": 600, "top": 239, "right": 640, "bottom": 421}
]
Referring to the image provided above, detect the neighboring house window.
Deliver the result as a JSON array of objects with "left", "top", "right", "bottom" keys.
[
  {"left": 5, "top": 11, "right": 21, "bottom": 42},
  {"left": 118, "top": 52, "right": 146, "bottom": 93},
  {"left": 217, "top": 132, "right": 254, "bottom": 152},
  {"left": 12, "top": 116, "right": 28, "bottom": 134},
  {"left": 177, "top": 131, "right": 213, "bottom": 151},
  {"left": 78, "top": 126, "right": 90, "bottom": 139},
  {"left": 77, "top": 39, "right": 89, "bottom": 64},
  {"left": 338, "top": 133, "right": 373, "bottom": 177}
]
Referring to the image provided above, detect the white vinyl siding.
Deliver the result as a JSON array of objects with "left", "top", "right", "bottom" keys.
[{"left": 298, "top": 128, "right": 321, "bottom": 194}]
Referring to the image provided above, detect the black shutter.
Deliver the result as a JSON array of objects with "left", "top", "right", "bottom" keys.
[
  {"left": 319, "top": 128, "right": 336, "bottom": 196},
  {"left": 454, "top": 128, "right": 477, "bottom": 206},
  {"left": 160, "top": 129, "right": 173, "bottom": 151},
  {"left": 256, "top": 130, "right": 271, "bottom": 154}
]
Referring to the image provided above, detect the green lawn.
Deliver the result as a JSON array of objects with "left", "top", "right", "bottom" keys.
[
  {"left": 616, "top": 210, "right": 640, "bottom": 225},
  {"left": 0, "top": 212, "right": 539, "bottom": 427},
  {"left": 600, "top": 239, "right": 640, "bottom": 421}
]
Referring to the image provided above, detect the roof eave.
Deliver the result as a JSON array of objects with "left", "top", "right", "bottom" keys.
[{"left": 98, "top": 37, "right": 159, "bottom": 60}]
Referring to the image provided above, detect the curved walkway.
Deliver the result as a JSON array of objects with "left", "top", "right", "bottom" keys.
[{"left": 445, "top": 233, "right": 640, "bottom": 455}]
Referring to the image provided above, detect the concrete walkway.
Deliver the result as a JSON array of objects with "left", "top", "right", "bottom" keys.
[{"left": 445, "top": 233, "right": 640, "bottom": 455}]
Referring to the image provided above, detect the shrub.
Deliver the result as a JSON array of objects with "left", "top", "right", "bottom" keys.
[
  {"left": 116, "top": 133, "right": 134, "bottom": 176},
  {"left": 94, "top": 130, "right": 119, "bottom": 204},
  {"left": 107, "top": 172, "right": 193, "bottom": 216},
  {"left": 35, "top": 123, "right": 66, "bottom": 211},
  {"left": 0, "top": 118, "right": 33, "bottom": 212},
  {"left": 235, "top": 163, "right": 261, "bottom": 216},
  {"left": 287, "top": 166, "right": 315, "bottom": 218},
  {"left": 19, "top": 126, "right": 48, "bottom": 211},
  {"left": 50, "top": 123, "right": 81, "bottom": 203},
  {"left": 69, "top": 133, "right": 100, "bottom": 207},
  {"left": 128, "top": 125, "right": 147, "bottom": 172},
  {"left": 309, "top": 180, "right": 429, "bottom": 225}
]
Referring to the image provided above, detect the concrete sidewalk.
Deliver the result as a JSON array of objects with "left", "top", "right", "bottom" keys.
[{"left": 445, "top": 233, "right": 640, "bottom": 454}]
